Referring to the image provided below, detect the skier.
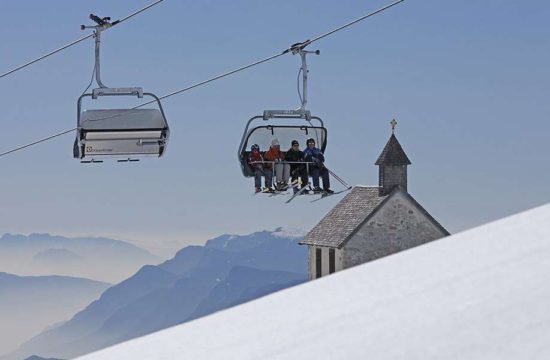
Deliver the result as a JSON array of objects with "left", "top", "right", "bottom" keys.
[
  {"left": 248, "top": 144, "right": 274, "bottom": 193},
  {"left": 265, "top": 138, "right": 290, "bottom": 191},
  {"left": 285, "top": 140, "right": 309, "bottom": 194},
  {"left": 303, "top": 138, "right": 333, "bottom": 194}
]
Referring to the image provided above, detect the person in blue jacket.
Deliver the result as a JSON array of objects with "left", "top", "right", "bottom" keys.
[{"left": 303, "top": 138, "right": 333, "bottom": 194}]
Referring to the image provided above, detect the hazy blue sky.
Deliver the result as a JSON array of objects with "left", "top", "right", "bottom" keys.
[{"left": 0, "top": 0, "right": 548, "bottom": 257}]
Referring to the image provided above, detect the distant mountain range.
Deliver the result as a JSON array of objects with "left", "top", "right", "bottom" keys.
[
  {"left": 0, "top": 272, "right": 111, "bottom": 358},
  {"left": 0, "top": 233, "right": 160, "bottom": 283},
  {"left": 7, "top": 228, "right": 307, "bottom": 360}
]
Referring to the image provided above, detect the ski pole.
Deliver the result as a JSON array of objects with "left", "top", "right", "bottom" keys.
[{"left": 324, "top": 166, "right": 351, "bottom": 188}]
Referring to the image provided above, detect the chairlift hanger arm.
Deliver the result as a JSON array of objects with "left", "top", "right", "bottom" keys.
[
  {"left": 81, "top": 14, "right": 114, "bottom": 89},
  {"left": 81, "top": 12, "right": 147, "bottom": 95},
  {"left": 269, "top": 41, "right": 321, "bottom": 117}
]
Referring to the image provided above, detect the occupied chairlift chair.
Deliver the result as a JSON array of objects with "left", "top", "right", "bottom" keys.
[
  {"left": 238, "top": 42, "right": 327, "bottom": 178},
  {"left": 74, "top": 14, "right": 169, "bottom": 163}
]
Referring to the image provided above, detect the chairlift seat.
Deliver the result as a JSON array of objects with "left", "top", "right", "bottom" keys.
[{"left": 75, "top": 108, "right": 169, "bottom": 160}]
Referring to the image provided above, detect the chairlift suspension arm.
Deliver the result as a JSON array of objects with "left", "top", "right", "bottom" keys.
[
  {"left": 299, "top": 50, "right": 308, "bottom": 111},
  {"left": 93, "top": 29, "right": 106, "bottom": 88},
  {"left": 81, "top": 14, "right": 114, "bottom": 89},
  {"left": 291, "top": 45, "right": 320, "bottom": 112},
  {"left": 81, "top": 14, "right": 144, "bottom": 98}
]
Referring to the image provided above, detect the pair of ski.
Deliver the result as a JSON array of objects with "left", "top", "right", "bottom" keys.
[
  {"left": 255, "top": 184, "right": 352, "bottom": 203},
  {"left": 285, "top": 183, "right": 351, "bottom": 203},
  {"left": 267, "top": 181, "right": 301, "bottom": 197},
  {"left": 286, "top": 187, "right": 351, "bottom": 203},
  {"left": 309, "top": 187, "right": 353, "bottom": 203},
  {"left": 252, "top": 185, "right": 291, "bottom": 196},
  {"left": 280, "top": 183, "right": 352, "bottom": 203},
  {"left": 285, "top": 183, "right": 311, "bottom": 203}
]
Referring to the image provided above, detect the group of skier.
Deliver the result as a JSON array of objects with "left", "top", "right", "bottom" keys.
[{"left": 248, "top": 138, "right": 333, "bottom": 195}]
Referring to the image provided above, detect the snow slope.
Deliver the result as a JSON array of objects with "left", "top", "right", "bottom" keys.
[{"left": 79, "top": 204, "right": 550, "bottom": 360}]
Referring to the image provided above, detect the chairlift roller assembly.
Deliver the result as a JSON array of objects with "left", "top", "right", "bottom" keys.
[
  {"left": 238, "top": 42, "right": 327, "bottom": 177},
  {"left": 74, "top": 14, "right": 169, "bottom": 163}
]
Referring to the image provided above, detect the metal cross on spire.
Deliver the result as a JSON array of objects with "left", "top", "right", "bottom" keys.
[{"left": 390, "top": 118, "right": 397, "bottom": 134}]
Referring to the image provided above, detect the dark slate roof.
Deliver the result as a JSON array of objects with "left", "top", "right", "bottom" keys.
[
  {"left": 300, "top": 186, "right": 387, "bottom": 248},
  {"left": 300, "top": 186, "right": 450, "bottom": 248},
  {"left": 375, "top": 134, "right": 411, "bottom": 166}
]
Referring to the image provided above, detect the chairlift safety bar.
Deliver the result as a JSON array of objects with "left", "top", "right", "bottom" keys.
[
  {"left": 263, "top": 110, "right": 311, "bottom": 120},
  {"left": 92, "top": 87, "right": 144, "bottom": 99}
]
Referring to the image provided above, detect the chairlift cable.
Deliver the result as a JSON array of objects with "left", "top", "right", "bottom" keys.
[
  {"left": 115, "top": 0, "right": 165, "bottom": 25},
  {"left": 74, "top": 51, "right": 288, "bottom": 124},
  {"left": 0, "top": 0, "right": 405, "bottom": 159},
  {"left": 0, "top": 35, "right": 94, "bottom": 80},
  {"left": 138, "top": 0, "right": 407, "bottom": 107},
  {"left": 0, "top": 0, "right": 166, "bottom": 80},
  {"left": 138, "top": 52, "right": 288, "bottom": 108},
  {"left": 306, "top": 0, "right": 405, "bottom": 47},
  {"left": 0, "top": 128, "right": 77, "bottom": 158}
]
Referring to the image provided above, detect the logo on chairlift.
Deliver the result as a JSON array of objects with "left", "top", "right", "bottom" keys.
[{"left": 86, "top": 146, "right": 112, "bottom": 153}]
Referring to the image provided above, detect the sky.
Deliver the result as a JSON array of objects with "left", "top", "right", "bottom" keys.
[
  {"left": 79, "top": 204, "right": 550, "bottom": 359},
  {"left": 0, "top": 0, "right": 549, "bottom": 257}
]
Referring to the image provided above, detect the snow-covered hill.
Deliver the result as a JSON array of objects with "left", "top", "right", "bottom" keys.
[{"left": 79, "top": 203, "right": 550, "bottom": 360}]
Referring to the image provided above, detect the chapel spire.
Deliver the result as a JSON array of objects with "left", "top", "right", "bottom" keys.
[{"left": 375, "top": 119, "right": 411, "bottom": 196}]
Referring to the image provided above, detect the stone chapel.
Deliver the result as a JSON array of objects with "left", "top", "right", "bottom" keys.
[{"left": 300, "top": 123, "right": 450, "bottom": 279}]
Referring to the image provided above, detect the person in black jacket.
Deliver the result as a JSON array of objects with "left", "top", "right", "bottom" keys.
[{"left": 285, "top": 140, "right": 309, "bottom": 193}]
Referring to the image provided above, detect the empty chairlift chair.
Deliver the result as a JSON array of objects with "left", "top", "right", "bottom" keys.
[{"left": 74, "top": 89, "right": 169, "bottom": 162}]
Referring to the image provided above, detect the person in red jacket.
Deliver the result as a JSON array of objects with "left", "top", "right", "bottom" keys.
[{"left": 248, "top": 144, "right": 274, "bottom": 193}]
